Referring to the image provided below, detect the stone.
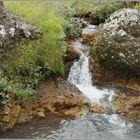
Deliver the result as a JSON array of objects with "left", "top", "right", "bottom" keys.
[
  {"left": 17, "top": 109, "right": 30, "bottom": 123},
  {"left": 90, "top": 103, "right": 103, "bottom": 114},
  {"left": 65, "top": 43, "right": 80, "bottom": 61},
  {"left": 95, "top": 8, "right": 140, "bottom": 76},
  {"left": 62, "top": 106, "right": 84, "bottom": 118},
  {"left": 35, "top": 108, "right": 45, "bottom": 118},
  {"left": 82, "top": 25, "right": 97, "bottom": 44},
  {"left": 0, "top": 102, "right": 21, "bottom": 132},
  {"left": 113, "top": 91, "right": 140, "bottom": 120},
  {"left": 36, "top": 77, "right": 89, "bottom": 117}
]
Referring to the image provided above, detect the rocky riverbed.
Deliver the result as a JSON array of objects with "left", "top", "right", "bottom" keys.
[{"left": 0, "top": 1, "right": 140, "bottom": 139}]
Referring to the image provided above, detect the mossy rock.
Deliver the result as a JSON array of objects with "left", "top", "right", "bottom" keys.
[{"left": 95, "top": 9, "right": 140, "bottom": 76}]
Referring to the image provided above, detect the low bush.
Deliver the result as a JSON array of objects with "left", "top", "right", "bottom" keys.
[
  {"left": 90, "top": 2, "right": 124, "bottom": 24},
  {"left": 64, "top": 17, "right": 82, "bottom": 39},
  {"left": 71, "top": 0, "right": 93, "bottom": 16}
]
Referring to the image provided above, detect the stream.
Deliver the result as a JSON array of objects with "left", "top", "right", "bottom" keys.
[{"left": 1, "top": 25, "right": 140, "bottom": 139}]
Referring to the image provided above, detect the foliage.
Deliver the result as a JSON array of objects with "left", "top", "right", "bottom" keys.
[
  {"left": 58, "top": 6, "right": 79, "bottom": 18},
  {"left": 0, "top": 69, "right": 36, "bottom": 104},
  {"left": 64, "top": 17, "right": 82, "bottom": 39},
  {"left": 5, "top": 1, "right": 66, "bottom": 74},
  {"left": 71, "top": 0, "right": 93, "bottom": 15},
  {"left": 133, "top": 3, "right": 140, "bottom": 10},
  {"left": 1, "top": 1, "right": 67, "bottom": 100},
  {"left": 90, "top": 2, "right": 124, "bottom": 24}
]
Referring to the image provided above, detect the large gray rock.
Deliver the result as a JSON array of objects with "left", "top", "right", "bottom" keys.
[{"left": 95, "top": 8, "right": 140, "bottom": 75}]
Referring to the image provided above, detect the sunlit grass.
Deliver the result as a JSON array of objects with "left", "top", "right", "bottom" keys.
[{"left": 5, "top": 1, "right": 66, "bottom": 74}]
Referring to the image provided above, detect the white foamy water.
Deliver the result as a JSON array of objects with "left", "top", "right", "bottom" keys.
[
  {"left": 47, "top": 114, "right": 137, "bottom": 140},
  {"left": 82, "top": 24, "right": 98, "bottom": 35},
  {"left": 68, "top": 41, "right": 115, "bottom": 104}
]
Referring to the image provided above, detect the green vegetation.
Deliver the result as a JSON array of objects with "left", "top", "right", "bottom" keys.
[
  {"left": 92, "top": 44, "right": 96, "bottom": 55},
  {"left": 71, "top": 0, "right": 93, "bottom": 15},
  {"left": 64, "top": 17, "right": 82, "bottom": 39},
  {"left": 71, "top": 1, "right": 124, "bottom": 24},
  {"left": 90, "top": 2, "right": 124, "bottom": 24},
  {"left": 5, "top": 1, "right": 66, "bottom": 74},
  {"left": 133, "top": 3, "right": 140, "bottom": 9},
  {"left": 0, "top": 1, "right": 67, "bottom": 102}
]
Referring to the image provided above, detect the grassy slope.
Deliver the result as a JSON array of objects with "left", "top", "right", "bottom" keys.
[
  {"left": 0, "top": 1, "right": 70, "bottom": 100},
  {"left": 5, "top": 1, "right": 66, "bottom": 74}
]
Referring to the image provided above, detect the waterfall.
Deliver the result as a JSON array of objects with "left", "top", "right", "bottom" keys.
[
  {"left": 68, "top": 52, "right": 92, "bottom": 87},
  {"left": 67, "top": 41, "right": 114, "bottom": 104}
]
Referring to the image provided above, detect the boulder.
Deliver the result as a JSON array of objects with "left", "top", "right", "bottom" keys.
[
  {"left": 95, "top": 8, "right": 140, "bottom": 75},
  {"left": 65, "top": 42, "right": 80, "bottom": 61}
]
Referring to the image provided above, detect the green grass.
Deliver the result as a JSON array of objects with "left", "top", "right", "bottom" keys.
[
  {"left": 0, "top": 1, "right": 68, "bottom": 101},
  {"left": 71, "top": 0, "right": 93, "bottom": 15},
  {"left": 5, "top": 1, "right": 66, "bottom": 74}
]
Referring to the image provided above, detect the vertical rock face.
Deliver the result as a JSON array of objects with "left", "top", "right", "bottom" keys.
[{"left": 95, "top": 8, "right": 140, "bottom": 75}]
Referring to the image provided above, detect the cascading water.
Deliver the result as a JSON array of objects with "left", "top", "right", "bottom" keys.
[
  {"left": 68, "top": 41, "right": 115, "bottom": 104},
  {"left": 46, "top": 25, "right": 140, "bottom": 140}
]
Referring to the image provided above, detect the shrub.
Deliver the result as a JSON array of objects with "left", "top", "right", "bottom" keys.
[
  {"left": 90, "top": 2, "right": 124, "bottom": 24},
  {"left": 64, "top": 17, "right": 82, "bottom": 39},
  {"left": 58, "top": 6, "right": 79, "bottom": 18},
  {"left": 71, "top": 0, "right": 93, "bottom": 16},
  {"left": 0, "top": 69, "right": 36, "bottom": 104}
]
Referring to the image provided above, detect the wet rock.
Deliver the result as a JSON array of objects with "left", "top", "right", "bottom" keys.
[
  {"left": 17, "top": 109, "right": 30, "bottom": 123},
  {"left": 95, "top": 9, "right": 140, "bottom": 76},
  {"left": 113, "top": 91, "right": 140, "bottom": 120},
  {"left": 82, "top": 25, "right": 97, "bottom": 44},
  {"left": 0, "top": 102, "right": 21, "bottom": 132},
  {"left": 80, "top": 18, "right": 88, "bottom": 28},
  {"left": 35, "top": 108, "right": 45, "bottom": 118},
  {"left": 90, "top": 103, "right": 103, "bottom": 114},
  {"left": 65, "top": 42, "right": 80, "bottom": 61},
  {"left": 90, "top": 56, "right": 140, "bottom": 119},
  {"left": 36, "top": 77, "right": 89, "bottom": 115},
  {"left": 62, "top": 106, "right": 85, "bottom": 118}
]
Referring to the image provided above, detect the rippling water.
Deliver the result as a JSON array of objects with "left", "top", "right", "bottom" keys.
[{"left": 46, "top": 114, "right": 140, "bottom": 140}]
